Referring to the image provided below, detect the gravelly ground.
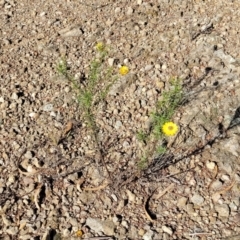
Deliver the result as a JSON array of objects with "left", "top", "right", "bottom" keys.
[{"left": 1, "top": 0, "right": 240, "bottom": 239}]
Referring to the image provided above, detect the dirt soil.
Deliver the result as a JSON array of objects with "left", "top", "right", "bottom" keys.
[{"left": 1, "top": 0, "right": 240, "bottom": 239}]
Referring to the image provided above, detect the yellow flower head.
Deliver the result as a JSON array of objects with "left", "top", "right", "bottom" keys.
[
  {"left": 119, "top": 65, "right": 129, "bottom": 75},
  {"left": 76, "top": 230, "right": 83, "bottom": 237},
  {"left": 162, "top": 122, "right": 178, "bottom": 136},
  {"left": 96, "top": 42, "right": 104, "bottom": 51}
]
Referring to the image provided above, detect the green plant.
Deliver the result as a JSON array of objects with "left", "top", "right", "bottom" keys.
[
  {"left": 137, "top": 78, "right": 184, "bottom": 168},
  {"left": 56, "top": 43, "right": 126, "bottom": 178},
  {"left": 136, "top": 130, "right": 148, "bottom": 143},
  {"left": 137, "top": 154, "right": 148, "bottom": 170},
  {"left": 152, "top": 78, "right": 183, "bottom": 138}
]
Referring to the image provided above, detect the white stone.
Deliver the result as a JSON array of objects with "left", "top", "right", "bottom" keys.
[
  {"left": 121, "top": 220, "right": 128, "bottom": 228},
  {"left": 191, "top": 194, "right": 204, "bottom": 205},
  {"left": 145, "top": 65, "right": 153, "bottom": 71},
  {"left": 162, "top": 225, "right": 173, "bottom": 235},
  {"left": 143, "top": 230, "right": 154, "bottom": 240},
  {"left": 24, "top": 151, "right": 33, "bottom": 159},
  {"left": 115, "top": 120, "right": 122, "bottom": 130},
  {"left": 86, "top": 218, "right": 103, "bottom": 233},
  {"left": 162, "top": 64, "right": 167, "bottom": 70},
  {"left": 43, "top": 103, "right": 53, "bottom": 112},
  {"left": 115, "top": 7, "right": 121, "bottom": 13},
  {"left": 127, "top": 7, "right": 133, "bottom": 15},
  {"left": 206, "top": 161, "right": 216, "bottom": 170},
  {"left": 126, "top": 189, "right": 135, "bottom": 202},
  {"left": 11, "top": 92, "right": 18, "bottom": 100},
  {"left": 108, "top": 58, "right": 115, "bottom": 66}
]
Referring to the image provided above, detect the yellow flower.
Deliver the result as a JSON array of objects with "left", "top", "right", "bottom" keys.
[
  {"left": 162, "top": 122, "right": 178, "bottom": 136},
  {"left": 119, "top": 66, "right": 129, "bottom": 75},
  {"left": 76, "top": 230, "right": 83, "bottom": 237},
  {"left": 96, "top": 42, "right": 104, "bottom": 51}
]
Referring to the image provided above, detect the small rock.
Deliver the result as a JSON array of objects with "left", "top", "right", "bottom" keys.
[
  {"left": 112, "top": 215, "right": 120, "bottom": 224},
  {"left": 121, "top": 220, "right": 128, "bottom": 228},
  {"left": 191, "top": 194, "right": 204, "bottom": 205},
  {"left": 86, "top": 218, "right": 104, "bottom": 234},
  {"left": 86, "top": 218, "right": 115, "bottom": 236},
  {"left": 123, "top": 141, "right": 130, "bottom": 148},
  {"left": 210, "top": 180, "right": 222, "bottom": 190},
  {"left": 6, "top": 227, "right": 18, "bottom": 235},
  {"left": 126, "top": 7, "right": 133, "bottom": 15},
  {"left": 221, "top": 174, "right": 230, "bottom": 182},
  {"left": 24, "top": 151, "right": 33, "bottom": 159},
  {"left": 102, "top": 220, "right": 115, "bottom": 235},
  {"left": 115, "top": 7, "right": 121, "bottom": 13},
  {"left": 215, "top": 204, "right": 230, "bottom": 217},
  {"left": 115, "top": 120, "right": 122, "bottom": 130},
  {"left": 64, "top": 86, "right": 70, "bottom": 93},
  {"left": 142, "top": 230, "right": 154, "bottom": 240},
  {"left": 29, "top": 112, "right": 37, "bottom": 118},
  {"left": 162, "top": 225, "right": 173, "bottom": 235},
  {"left": 108, "top": 58, "right": 115, "bottom": 66},
  {"left": 206, "top": 161, "right": 216, "bottom": 170},
  {"left": 212, "top": 192, "right": 221, "bottom": 202},
  {"left": 138, "top": 229, "right": 145, "bottom": 236},
  {"left": 177, "top": 196, "right": 188, "bottom": 209},
  {"left": 43, "top": 103, "right": 53, "bottom": 112},
  {"left": 111, "top": 194, "right": 118, "bottom": 202},
  {"left": 155, "top": 80, "right": 164, "bottom": 89},
  {"left": 229, "top": 202, "right": 238, "bottom": 211},
  {"left": 186, "top": 204, "right": 195, "bottom": 214},
  {"left": 11, "top": 92, "right": 18, "bottom": 100},
  {"left": 162, "top": 64, "right": 167, "bottom": 70},
  {"left": 145, "top": 65, "right": 153, "bottom": 71},
  {"left": 126, "top": 189, "right": 135, "bottom": 202}
]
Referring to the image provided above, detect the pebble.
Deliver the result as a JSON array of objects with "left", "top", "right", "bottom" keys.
[
  {"left": 186, "top": 204, "right": 195, "bottom": 214},
  {"left": 6, "top": 227, "right": 18, "bottom": 235},
  {"left": 115, "top": 7, "right": 121, "bottom": 13},
  {"left": 145, "top": 65, "right": 153, "bottom": 71},
  {"left": 24, "top": 151, "right": 33, "bottom": 159},
  {"left": 126, "top": 7, "right": 133, "bottom": 15},
  {"left": 221, "top": 174, "right": 230, "bottom": 182},
  {"left": 210, "top": 180, "right": 223, "bottom": 190},
  {"left": 121, "top": 220, "right": 128, "bottom": 228},
  {"left": 126, "top": 189, "right": 135, "bottom": 202},
  {"left": 191, "top": 194, "right": 205, "bottom": 205},
  {"left": 162, "top": 225, "right": 173, "bottom": 235},
  {"left": 64, "top": 86, "right": 70, "bottom": 93},
  {"left": 115, "top": 120, "right": 122, "bottom": 130},
  {"left": 108, "top": 58, "right": 115, "bottom": 66},
  {"left": 43, "top": 103, "right": 53, "bottom": 112},
  {"left": 177, "top": 196, "right": 188, "bottom": 209},
  {"left": 142, "top": 230, "right": 154, "bottom": 240},
  {"left": 215, "top": 204, "right": 230, "bottom": 218},
  {"left": 206, "top": 161, "right": 216, "bottom": 170},
  {"left": 86, "top": 218, "right": 110, "bottom": 235},
  {"left": 162, "top": 64, "right": 167, "bottom": 70},
  {"left": 11, "top": 92, "right": 18, "bottom": 100},
  {"left": 138, "top": 229, "right": 145, "bottom": 236}
]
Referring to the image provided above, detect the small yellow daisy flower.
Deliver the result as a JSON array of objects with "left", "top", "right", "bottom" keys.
[
  {"left": 96, "top": 42, "right": 104, "bottom": 51},
  {"left": 119, "top": 66, "right": 129, "bottom": 75},
  {"left": 162, "top": 122, "right": 178, "bottom": 136},
  {"left": 76, "top": 230, "right": 83, "bottom": 237}
]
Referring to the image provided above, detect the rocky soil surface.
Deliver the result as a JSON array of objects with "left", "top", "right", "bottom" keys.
[{"left": 1, "top": 0, "right": 240, "bottom": 239}]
